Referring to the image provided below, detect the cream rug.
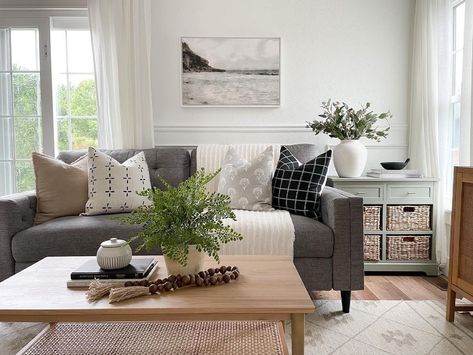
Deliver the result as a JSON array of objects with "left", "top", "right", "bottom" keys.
[{"left": 2, "top": 300, "right": 473, "bottom": 355}]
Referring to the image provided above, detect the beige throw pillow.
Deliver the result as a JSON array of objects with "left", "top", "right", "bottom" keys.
[{"left": 32, "top": 152, "right": 88, "bottom": 224}]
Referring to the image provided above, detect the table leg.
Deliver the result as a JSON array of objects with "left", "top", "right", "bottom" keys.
[
  {"left": 291, "top": 313, "right": 304, "bottom": 355},
  {"left": 446, "top": 287, "right": 456, "bottom": 322}
]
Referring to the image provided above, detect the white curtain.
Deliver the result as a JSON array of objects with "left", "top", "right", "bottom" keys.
[
  {"left": 88, "top": 0, "right": 154, "bottom": 149},
  {"left": 408, "top": 0, "right": 451, "bottom": 268}
]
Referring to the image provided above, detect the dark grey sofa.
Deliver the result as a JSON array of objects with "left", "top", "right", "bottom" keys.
[{"left": 0, "top": 144, "right": 364, "bottom": 312}]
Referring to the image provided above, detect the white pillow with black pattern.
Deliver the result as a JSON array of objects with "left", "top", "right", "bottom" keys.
[
  {"left": 82, "top": 147, "right": 152, "bottom": 216},
  {"left": 217, "top": 146, "right": 274, "bottom": 211}
]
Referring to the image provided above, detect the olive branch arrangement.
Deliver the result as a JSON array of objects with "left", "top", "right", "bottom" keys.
[
  {"left": 120, "top": 168, "right": 242, "bottom": 266},
  {"left": 307, "top": 100, "right": 391, "bottom": 141}
]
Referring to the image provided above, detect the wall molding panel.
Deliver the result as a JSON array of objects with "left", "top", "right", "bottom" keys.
[{"left": 155, "top": 123, "right": 408, "bottom": 147}]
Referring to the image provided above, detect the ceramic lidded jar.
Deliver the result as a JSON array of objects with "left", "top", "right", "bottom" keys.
[{"left": 96, "top": 238, "right": 132, "bottom": 270}]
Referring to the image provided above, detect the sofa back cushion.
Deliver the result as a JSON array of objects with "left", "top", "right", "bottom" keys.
[
  {"left": 189, "top": 144, "right": 326, "bottom": 175},
  {"left": 57, "top": 148, "right": 191, "bottom": 189}
]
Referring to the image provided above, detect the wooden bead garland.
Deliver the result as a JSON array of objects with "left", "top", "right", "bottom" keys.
[
  {"left": 127, "top": 266, "right": 239, "bottom": 293},
  {"left": 87, "top": 266, "right": 240, "bottom": 303}
]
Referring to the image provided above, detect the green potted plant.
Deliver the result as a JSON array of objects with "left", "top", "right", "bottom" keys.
[
  {"left": 307, "top": 100, "right": 391, "bottom": 177},
  {"left": 121, "top": 169, "right": 242, "bottom": 274}
]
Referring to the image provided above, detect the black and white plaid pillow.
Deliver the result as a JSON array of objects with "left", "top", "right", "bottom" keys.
[{"left": 272, "top": 147, "right": 332, "bottom": 218}]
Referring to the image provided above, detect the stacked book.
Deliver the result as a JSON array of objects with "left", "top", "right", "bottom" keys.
[
  {"left": 367, "top": 169, "right": 422, "bottom": 178},
  {"left": 67, "top": 257, "right": 158, "bottom": 288}
]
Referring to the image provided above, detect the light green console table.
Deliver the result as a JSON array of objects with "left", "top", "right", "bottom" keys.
[{"left": 330, "top": 176, "right": 439, "bottom": 276}]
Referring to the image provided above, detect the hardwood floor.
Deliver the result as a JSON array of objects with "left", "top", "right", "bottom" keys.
[{"left": 311, "top": 274, "right": 448, "bottom": 303}]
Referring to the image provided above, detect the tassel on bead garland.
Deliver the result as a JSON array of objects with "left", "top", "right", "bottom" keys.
[
  {"left": 87, "top": 265, "right": 240, "bottom": 303},
  {"left": 109, "top": 286, "right": 150, "bottom": 303},
  {"left": 86, "top": 280, "right": 124, "bottom": 302}
]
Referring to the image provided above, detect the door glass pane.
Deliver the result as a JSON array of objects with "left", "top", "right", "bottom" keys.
[
  {"left": 67, "top": 30, "right": 94, "bottom": 72},
  {"left": 452, "top": 102, "right": 461, "bottom": 166},
  {"left": 72, "top": 118, "right": 97, "bottom": 150},
  {"left": 69, "top": 74, "right": 97, "bottom": 116},
  {"left": 15, "top": 160, "right": 35, "bottom": 192},
  {"left": 0, "top": 73, "right": 12, "bottom": 116},
  {"left": 15, "top": 116, "right": 41, "bottom": 159},
  {"left": 13, "top": 73, "right": 41, "bottom": 116},
  {"left": 51, "top": 24, "right": 98, "bottom": 153},
  {"left": 11, "top": 29, "right": 39, "bottom": 71},
  {"left": 454, "top": 50, "right": 463, "bottom": 96},
  {"left": 57, "top": 117, "right": 71, "bottom": 151},
  {"left": 0, "top": 27, "right": 42, "bottom": 196},
  {"left": 455, "top": 2, "right": 465, "bottom": 50},
  {"left": 0, "top": 162, "right": 14, "bottom": 196},
  {"left": 51, "top": 30, "right": 67, "bottom": 73},
  {"left": 0, "top": 28, "right": 10, "bottom": 71},
  {"left": 0, "top": 117, "right": 13, "bottom": 159},
  {"left": 53, "top": 74, "right": 68, "bottom": 116}
]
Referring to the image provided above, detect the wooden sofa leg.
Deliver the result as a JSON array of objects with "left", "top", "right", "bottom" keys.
[{"left": 341, "top": 291, "right": 351, "bottom": 313}]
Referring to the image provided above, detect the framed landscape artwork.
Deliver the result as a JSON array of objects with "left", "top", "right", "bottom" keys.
[{"left": 181, "top": 37, "right": 281, "bottom": 107}]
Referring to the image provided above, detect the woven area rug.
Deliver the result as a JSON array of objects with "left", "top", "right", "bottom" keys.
[{"left": 2, "top": 300, "right": 473, "bottom": 355}]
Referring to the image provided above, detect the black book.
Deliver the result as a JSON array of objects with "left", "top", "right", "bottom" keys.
[{"left": 70, "top": 257, "right": 155, "bottom": 280}]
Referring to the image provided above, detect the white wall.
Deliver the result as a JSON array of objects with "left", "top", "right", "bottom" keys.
[{"left": 151, "top": 0, "right": 414, "bottom": 171}]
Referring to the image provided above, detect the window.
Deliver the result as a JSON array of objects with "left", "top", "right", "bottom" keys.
[
  {"left": 51, "top": 18, "right": 98, "bottom": 152},
  {"left": 0, "top": 14, "right": 97, "bottom": 196},
  {"left": 0, "top": 28, "right": 43, "bottom": 194}
]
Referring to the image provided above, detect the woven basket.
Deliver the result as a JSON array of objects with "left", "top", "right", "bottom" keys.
[
  {"left": 386, "top": 235, "right": 430, "bottom": 260},
  {"left": 386, "top": 205, "right": 431, "bottom": 231},
  {"left": 363, "top": 206, "right": 382, "bottom": 231},
  {"left": 364, "top": 235, "right": 381, "bottom": 261}
]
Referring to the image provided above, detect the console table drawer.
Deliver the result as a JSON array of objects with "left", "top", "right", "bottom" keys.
[
  {"left": 339, "top": 185, "right": 383, "bottom": 203},
  {"left": 388, "top": 185, "right": 433, "bottom": 203}
]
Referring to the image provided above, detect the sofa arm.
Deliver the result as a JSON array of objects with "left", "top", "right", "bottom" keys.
[
  {"left": 0, "top": 191, "right": 36, "bottom": 281},
  {"left": 320, "top": 186, "right": 364, "bottom": 290}
]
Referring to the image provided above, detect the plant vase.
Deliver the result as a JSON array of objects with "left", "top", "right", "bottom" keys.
[
  {"left": 163, "top": 245, "right": 205, "bottom": 275},
  {"left": 333, "top": 140, "right": 367, "bottom": 178}
]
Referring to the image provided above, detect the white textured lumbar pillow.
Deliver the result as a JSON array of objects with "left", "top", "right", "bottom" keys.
[
  {"left": 83, "top": 147, "right": 152, "bottom": 216},
  {"left": 217, "top": 146, "right": 274, "bottom": 211}
]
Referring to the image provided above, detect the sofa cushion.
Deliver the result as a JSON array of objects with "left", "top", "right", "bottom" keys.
[
  {"left": 83, "top": 148, "right": 152, "bottom": 216},
  {"left": 290, "top": 214, "right": 333, "bottom": 258},
  {"left": 57, "top": 148, "right": 191, "bottom": 189},
  {"left": 217, "top": 146, "right": 274, "bottom": 211},
  {"left": 272, "top": 148, "right": 332, "bottom": 218},
  {"left": 12, "top": 212, "right": 332, "bottom": 263},
  {"left": 32, "top": 152, "right": 88, "bottom": 224},
  {"left": 12, "top": 214, "right": 160, "bottom": 263}
]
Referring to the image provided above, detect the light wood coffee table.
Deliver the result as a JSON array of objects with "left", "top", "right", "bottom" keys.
[{"left": 0, "top": 255, "right": 314, "bottom": 354}]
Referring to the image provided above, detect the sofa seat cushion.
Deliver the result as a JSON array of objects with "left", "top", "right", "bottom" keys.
[
  {"left": 12, "top": 214, "right": 159, "bottom": 263},
  {"left": 12, "top": 213, "right": 332, "bottom": 263},
  {"left": 291, "top": 214, "right": 333, "bottom": 258}
]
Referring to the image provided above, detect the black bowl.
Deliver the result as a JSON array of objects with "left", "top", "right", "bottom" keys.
[{"left": 380, "top": 159, "right": 410, "bottom": 170}]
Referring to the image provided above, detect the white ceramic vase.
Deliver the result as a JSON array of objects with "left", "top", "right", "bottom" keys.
[
  {"left": 333, "top": 140, "right": 367, "bottom": 178},
  {"left": 163, "top": 245, "right": 205, "bottom": 275},
  {"left": 96, "top": 238, "right": 132, "bottom": 270}
]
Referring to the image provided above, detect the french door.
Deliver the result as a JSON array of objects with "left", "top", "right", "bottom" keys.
[{"left": 0, "top": 18, "right": 53, "bottom": 195}]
